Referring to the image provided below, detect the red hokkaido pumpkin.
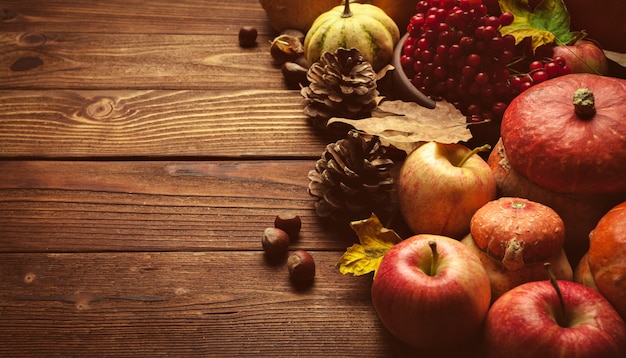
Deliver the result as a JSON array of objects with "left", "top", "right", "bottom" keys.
[
  {"left": 501, "top": 73, "right": 626, "bottom": 196},
  {"left": 575, "top": 200, "right": 626, "bottom": 319}
]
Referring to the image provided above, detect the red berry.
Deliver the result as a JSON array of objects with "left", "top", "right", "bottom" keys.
[
  {"left": 510, "top": 75, "right": 524, "bottom": 91},
  {"left": 544, "top": 61, "right": 561, "bottom": 78},
  {"left": 485, "top": 16, "right": 501, "bottom": 28},
  {"left": 519, "top": 81, "right": 533, "bottom": 92},
  {"left": 532, "top": 70, "right": 549, "bottom": 84},
  {"left": 467, "top": 53, "right": 481, "bottom": 67},
  {"left": 492, "top": 102, "right": 508, "bottom": 118},
  {"left": 499, "top": 12, "right": 514, "bottom": 26},
  {"left": 502, "top": 34, "right": 516, "bottom": 50},
  {"left": 475, "top": 72, "right": 490, "bottom": 85},
  {"left": 553, "top": 56, "right": 566, "bottom": 67},
  {"left": 529, "top": 60, "right": 544, "bottom": 71}
]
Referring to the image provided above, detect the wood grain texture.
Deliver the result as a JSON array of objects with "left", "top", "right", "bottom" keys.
[
  {"left": 0, "top": 160, "right": 360, "bottom": 253},
  {"left": 0, "top": 0, "right": 273, "bottom": 35},
  {"left": 0, "top": 1, "right": 414, "bottom": 357},
  {"left": 0, "top": 31, "right": 282, "bottom": 90},
  {"left": 0, "top": 251, "right": 392, "bottom": 357},
  {"left": 0, "top": 90, "right": 329, "bottom": 158}
]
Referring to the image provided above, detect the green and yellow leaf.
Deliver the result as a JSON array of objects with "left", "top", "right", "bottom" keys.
[
  {"left": 499, "top": 0, "right": 576, "bottom": 52},
  {"left": 337, "top": 213, "right": 402, "bottom": 276}
]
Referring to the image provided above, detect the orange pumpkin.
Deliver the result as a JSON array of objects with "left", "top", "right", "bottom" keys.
[
  {"left": 488, "top": 139, "right": 623, "bottom": 264},
  {"left": 461, "top": 197, "right": 573, "bottom": 300},
  {"left": 259, "top": 0, "right": 343, "bottom": 33},
  {"left": 576, "top": 201, "right": 626, "bottom": 320}
]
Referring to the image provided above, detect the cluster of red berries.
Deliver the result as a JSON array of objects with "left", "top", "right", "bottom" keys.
[{"left": 400, "top": 0, "right": 569, "bottom": 123}]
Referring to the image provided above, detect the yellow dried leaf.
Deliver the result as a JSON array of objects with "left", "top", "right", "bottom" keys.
[
  {"left": 337, "top": 213, "right": 402, "bottom": 276},
  {"left": 327, "top": 100, "right": 471, "bottom": 154}
]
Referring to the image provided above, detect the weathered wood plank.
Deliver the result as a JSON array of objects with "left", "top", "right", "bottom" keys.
[
  {"left": 0, "top": 0, "right": 273, "bottom": 35},
  {"left": 0, "top": 251, "right": 394, "bottom": 357},
  {"left": 0, "top": 90, "right": 330, "bottom": 158},
  {"left": 0, "top": 160, "right": 360, "bottom": 253},
  {"left": 0, "top": 31, "right": 281, "bottom": 90}
]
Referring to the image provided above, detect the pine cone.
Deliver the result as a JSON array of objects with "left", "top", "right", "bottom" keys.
[
  {"left": 308, "top": 130, "right": 394, "bottom": 222},
  {"left": 301, "top": 47, "right": 379, "bottom": 129}
]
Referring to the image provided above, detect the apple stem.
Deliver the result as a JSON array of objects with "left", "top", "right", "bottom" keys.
[
  {"left": 428, "top": 240, "right": 438, "bottom": 276},
  {"left": 573, "top": 88, "right": 596, "bottom": 119},
  {"left": 456, "top": 144, "right": 491, "bottom": 167},
  {"left": 544, "top": 263, "right": 567, "bottom": 326},
  {"left": 341, "top": 0, "right": 352, "bottom": 18},
  {"left": 564, "top": 30, "right": 588, "bottom": 46}
]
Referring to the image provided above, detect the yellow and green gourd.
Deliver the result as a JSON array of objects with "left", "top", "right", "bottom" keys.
[{"left": 303, "top": 1, "right": 400, "bottom": 71}]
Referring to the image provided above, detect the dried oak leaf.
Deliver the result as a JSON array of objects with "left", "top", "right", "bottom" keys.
[
  {"left": 328, "top": 99, "right": 471, "bottom": 154},
  {"left": 337, "top": 213, "right": 402, "bottom": 277}
]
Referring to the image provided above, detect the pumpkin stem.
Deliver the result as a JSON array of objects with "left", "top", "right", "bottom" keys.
[
  {"left": 502, "top": 238, "right": 525, "bottom": 271},
  {"left": 572, "top": 88, "right": 596, "bottom": 119},
  {"left": 457, "top": 144, "right": 491, "bottom": 167},
  {"left": 342, "top": 0, "right": 353, "bottom": 18}
]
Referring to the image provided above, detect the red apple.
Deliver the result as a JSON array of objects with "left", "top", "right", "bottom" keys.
[
  {"left": 551, "top": 39, "right": 609, "bottom": 75},
  {"left": 484, "top": 279, "right": 626, "bottom": 358},
  {"left": 372, "top": 234, "right": 491, "bottom": 351},
  {"left": 396, "top": 142, "right": 496, "bottom": 239}
]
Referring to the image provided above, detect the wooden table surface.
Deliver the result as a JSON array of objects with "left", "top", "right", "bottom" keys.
[
  {"left": 0, "top": 1, "right": 411, "bottom": 356},
  {"left": 5, "top": 2, "right": 626, "bottom": 357}
]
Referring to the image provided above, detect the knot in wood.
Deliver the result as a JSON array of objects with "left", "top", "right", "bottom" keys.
[
  {"left": 18, "top": 33, "right": 48, "bottom": 47},
  {"left": 0, "top": 8, "right": 18, "bottom": 21},
  {"left": 10, "top": 56, "right": 44, "bottom": 71},
  {"left": 85, "top": 97, "right": 116, "bottom": 120}
]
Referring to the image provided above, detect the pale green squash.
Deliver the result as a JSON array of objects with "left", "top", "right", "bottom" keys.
[{"left": 303, "top": 1, "right": 400, "bottom": 71}]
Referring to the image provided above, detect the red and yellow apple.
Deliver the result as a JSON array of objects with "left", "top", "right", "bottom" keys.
[
  {"left": 397, "top": 142, "right": 496, "bottom": 239},
  {"left": 545, "top": 39, "right": 609, "bottom": 75},
  {"left": 484, "top": 279, "right": 626, "bottom": 358},
  {"left": 372, "top": 234, "right": 491, "bottom": 351}
]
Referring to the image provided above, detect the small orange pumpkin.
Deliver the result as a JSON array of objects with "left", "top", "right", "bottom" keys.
[{"left": 462, "top": 197, "right": 573, "bottom": 300}]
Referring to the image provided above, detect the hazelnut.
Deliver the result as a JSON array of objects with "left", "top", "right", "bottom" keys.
[
  {"left": 270, "top": 34, "right": 304, "bottom": 64},
  {"left": 274, "top": 213, "right": 302, "bottom": 240},
  {"left": 262, "top": 227, "right": 290, "bottom": 257},
  {"left": 280, "top": 29, "right": 305, "bottom": 45},
  {"left": 238, "top": 26, "right": 257, "bottom": 48},
  {"left": 281, "top": 62, "right": 309, "bottom": 89},
  {"left": 288, "top": 250, "right": 315, "bottom": 283}
]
